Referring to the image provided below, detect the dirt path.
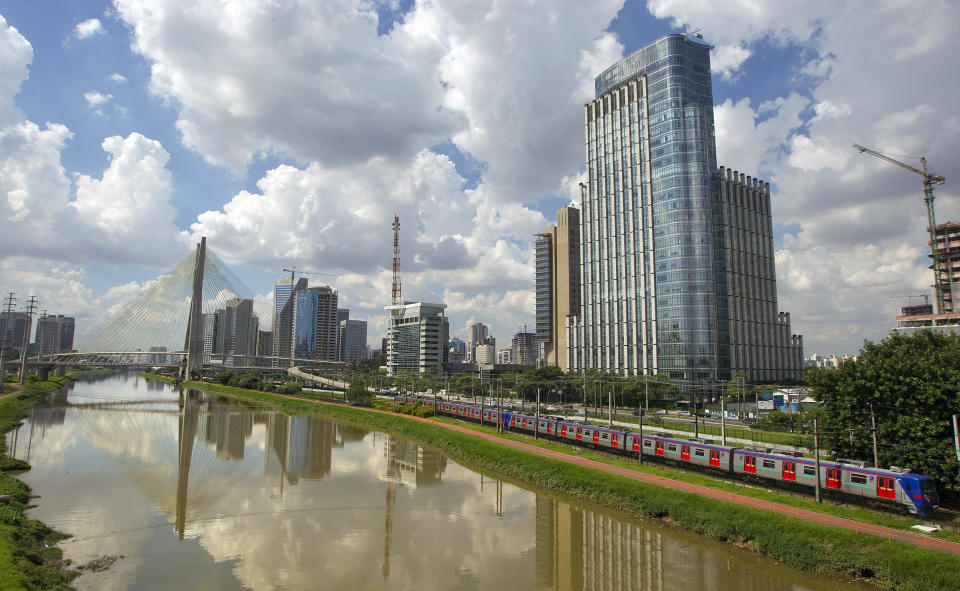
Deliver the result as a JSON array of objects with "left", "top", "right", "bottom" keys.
[{"left": 0, "top": 383, "right": 23, "bottom": 401}]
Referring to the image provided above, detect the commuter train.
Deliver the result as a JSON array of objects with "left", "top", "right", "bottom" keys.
[{"left": 394, "top": 395, "right": 940, "bottom": 517}]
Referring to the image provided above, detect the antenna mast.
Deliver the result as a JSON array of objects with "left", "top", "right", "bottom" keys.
[{"left": 392, "top": 215, "right": 402, "bottom": 305}]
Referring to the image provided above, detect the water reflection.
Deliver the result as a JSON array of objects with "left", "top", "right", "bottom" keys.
[{"left": 7, "top": 375, "right": 865, "bottom": 591}]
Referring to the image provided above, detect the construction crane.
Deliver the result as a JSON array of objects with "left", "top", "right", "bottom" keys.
[
  {"left": 853, "top": 143, "right": 947, "bottom": 313},
  {"left": 281, "top": 266, "right": 335, "bottom": 283}
]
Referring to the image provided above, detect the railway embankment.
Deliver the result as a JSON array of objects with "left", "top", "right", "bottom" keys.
[
  {"left": 172, "top": 378, "right": 960, "bottom": 591},
  {"left": 0, "top": 376, "right": 78, "bottom": 590}
]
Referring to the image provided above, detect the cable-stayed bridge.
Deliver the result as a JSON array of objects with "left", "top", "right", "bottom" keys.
[{"left": 35, "top": 238, "right": 342, "bottom": 376}]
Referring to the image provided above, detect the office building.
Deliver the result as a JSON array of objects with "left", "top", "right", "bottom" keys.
[
  {"left": 719, "top": 168, "right": 803, "bottom": 381},
  {"left": 273, "top": 276, "right": 308, "bottom": 363},
  {"left": 226, "top": 298, "right": 258, "bottom": 358},
  {"left": 385, "top": 302, "right": 449, "bottom": 376},
  {"left": 202, "top": 313, "right": 218, "bottom": 354},
  {"left": 570, "top": 33, "right": 802, "bottom": 381},
  {"left": 497, "top": 348, "right": 512, "bottom": 364},
  {"left": 256, "top": 330, "right": 273, "bottom": 357},
  {"left": 336, "top": 308, "right": 350, "bottom": 360},
  {"left": 449, "top": 337, "right": 466, "bottom": 357},
  {"left": 0, "top": 311, "right": 29, "bottom": 354},
  {"left": 511, "top": 331, "right": 538, "bottom": 367},
  {"left": 474, "top": 343, "right": 495, "bottom": 365},
  {"left": 536, "top": 207, "right": 580, "bottom": 371},
  {"left": 339, "top": 319, "right": 367, "bottom": 364},
  {"left": 467, "top": 322, "right": 495, "bottom": 363},
  {"left": 34, "top": 314, "right": 75, "bottom": 355},
  {"left": 292, "top": 286, "right": 339, "bottom": 361}
]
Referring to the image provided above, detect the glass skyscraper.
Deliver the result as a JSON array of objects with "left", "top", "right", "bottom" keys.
[{"left": 571, "top": 34, "right": 803, "bottom": 381}]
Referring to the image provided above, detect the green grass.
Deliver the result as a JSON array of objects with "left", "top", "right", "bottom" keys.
[
  {"left": 63, "top": 368, "right": 120, "bottom": 380},
  {"left": 184, "top": 383, "right": 960, "bottom": 590},
  {"left": 0, "top": 378, "right": 77, "bottom": 590},
  {"left": 139, "top": 372, "right": 176, "bottom": 384}
]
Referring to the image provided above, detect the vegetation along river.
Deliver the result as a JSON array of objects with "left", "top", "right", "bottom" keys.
[{"left": 6, "top": 373, "right": 868, "bottom": 590}]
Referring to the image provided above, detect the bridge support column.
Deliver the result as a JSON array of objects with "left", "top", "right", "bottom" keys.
[
  {"left": 55, "top": 366, "right": 65, "bottom": 377},
  {"left": 184, "top": 237, "right": 207, "bottom": 380}
]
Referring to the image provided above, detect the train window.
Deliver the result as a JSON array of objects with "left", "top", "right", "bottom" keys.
[
  {"left": 850, "top": 473, "right": 867, "bottom": 485},
  {"left": 762, "top": 459, "right": 775, "bottom": 470},
  {"left": 643, "top": 440, "right": 652, "bottom": 447},
  {"left": 694, "top": 449, "right": 704, "bottom": 457},
  {"left": 667, "top": 444, "right": 677, "bottom": 452},
  {"left": 601, "top": 433, "right": 609, "bottom": 440},
  {"left": 803, "top": 466, "right": 815, "bottom": 476}
]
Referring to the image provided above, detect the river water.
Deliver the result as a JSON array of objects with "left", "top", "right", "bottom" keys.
[{"left": 6, "top": 374, "right": 865, "bottom": 590}]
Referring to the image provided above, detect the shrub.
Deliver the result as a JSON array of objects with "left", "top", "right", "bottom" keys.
[{"left": 278, "top": 382, "right": 301, "bottom": 395}]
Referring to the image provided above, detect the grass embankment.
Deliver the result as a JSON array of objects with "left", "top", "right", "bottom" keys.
[
  {"left": 139, "top": 372, "right": 175, "bottom": 384},
  {"left": 168, "top": 379, "right": 959, "bottom": 590},
  {"left": 62, "top": 368, "right": 120, "bottom": 380},
  {"left": 0, "top": 378, "right": 76, "bottom": 590}
]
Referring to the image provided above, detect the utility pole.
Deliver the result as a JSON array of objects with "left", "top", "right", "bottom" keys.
[
  {"left": 608, "top": 382, "right": 614, "bottom": 427},
  {"left": 637, "top": 394, "right": 644, "bottom": 465},
  {"left": 644, "top": 374, "right": 649, "bottom": 414},
  {"left": 1, "top": 293, "right": 14, "bottom": 376},
  {"left": 952, "top": 414, "right": 959, "bottom": 478},
  {"left": 813, "top": 417, "right": 822, "bottom": 504},
  {"left": 870, "top": 403, "right": 879, "bottom": 468},
  {"left": 535, "top": 387, "right": 540, "bottom": 440},
  {"left": 19, "top": 296, "right": 37, "bottom": 384}
]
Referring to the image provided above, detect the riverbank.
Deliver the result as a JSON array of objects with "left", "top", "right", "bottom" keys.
[
  {"left": 0, "top": 378, "right": 77, "bottom": 590},
  {"left": 173, "top": 378, "right": 959, "bottom": 590}
]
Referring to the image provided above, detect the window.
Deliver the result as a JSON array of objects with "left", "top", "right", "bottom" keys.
[
  {"left": 850, "top": 473, "right": 867, "bottom": 485},
  {"left": 803, "top": 466, "right": 816, "bottom": 476},
  {"left": 694, "top": 449, "right": 705, "bottom": 457},
  {"left": 762, "top": 459, "right": 775, "bottom": 470},
  {"left": 667, "top": 444, "right": 677, "bottom": 452},
  {"left": 601, "top": 433, "right": 609, "bottom": 440},
  {"left": 643, "top": 440, "right": 652, "bottom": 447}
]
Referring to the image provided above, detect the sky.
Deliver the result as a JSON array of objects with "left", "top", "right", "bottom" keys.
[{"left": 0, "top": 0, "right": 957, "bottom": 357}]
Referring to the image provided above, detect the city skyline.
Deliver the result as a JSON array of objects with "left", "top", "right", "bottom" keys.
[{"left": 0, "top": 1, "right": 957, "bottom": 356}]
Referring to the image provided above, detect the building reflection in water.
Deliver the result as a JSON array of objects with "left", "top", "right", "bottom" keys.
[
  {"left": 383, "top": 437, "right": 447, "bottom": 488},
  {"left": 535, "top": 494, "right": 812, "bottom": 591}
]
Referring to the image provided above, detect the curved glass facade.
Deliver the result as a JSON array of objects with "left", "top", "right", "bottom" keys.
[
  {"left": 580, "top": 34, "right": 721, "bottom": 380},
  {"left": 293, "top": 290, "right": 319, "bottom": 360}
]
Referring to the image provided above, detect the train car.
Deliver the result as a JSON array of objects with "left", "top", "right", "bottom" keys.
[{"left": 732, "top": 449, "right": 939, "bottom": 515}]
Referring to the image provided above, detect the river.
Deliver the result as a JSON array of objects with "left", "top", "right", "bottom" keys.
[{"left": 6, "top": 373, "right": 866, "bottom": 590}]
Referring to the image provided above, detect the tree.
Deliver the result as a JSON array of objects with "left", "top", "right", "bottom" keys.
[
  {"left": 808, "top": 330, "right": 960, "bottom": 499},
  {"left": 346, "top": 380, "right": 371, "bottom": 406}
]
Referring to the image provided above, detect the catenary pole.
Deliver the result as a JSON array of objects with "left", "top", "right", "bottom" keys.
[{"left": 814, "top": 417, "right": 822, "bottom": 504}]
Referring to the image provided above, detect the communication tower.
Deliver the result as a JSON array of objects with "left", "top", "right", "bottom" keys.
[{"left": 392, "top": 215, "right": 401, "bottom": 305}]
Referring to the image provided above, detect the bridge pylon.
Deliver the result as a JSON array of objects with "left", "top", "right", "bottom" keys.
[{"left": 183, "top": 237, "right": 206, "bottom": 378}]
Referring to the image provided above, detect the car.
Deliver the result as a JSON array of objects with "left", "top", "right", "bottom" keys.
[{"left": 655, "top": 409, "right": 667, "bottom": 415}]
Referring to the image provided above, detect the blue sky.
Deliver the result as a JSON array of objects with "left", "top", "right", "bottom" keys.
[{"left": 0, "top": 0, "right": 957, "bottom": 357}]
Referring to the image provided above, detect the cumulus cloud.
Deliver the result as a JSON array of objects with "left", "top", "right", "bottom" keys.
[{"left": 74, "top": 18, "right": 104, "bottom": 40}]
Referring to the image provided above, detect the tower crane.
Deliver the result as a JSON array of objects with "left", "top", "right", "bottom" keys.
[
  {"left": 853, "top": 143, "right": 947, "bottom": 313},
  {"left": 281, "top": 266, "right": 336, "bottom": 283}
]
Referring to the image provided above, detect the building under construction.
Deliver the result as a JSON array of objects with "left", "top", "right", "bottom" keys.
[
  {"left": 894, "top": 221, "right": 960, "bottom": 335},
  {"left": 931, "top": 221, "right": 960, "bottom": 314}
]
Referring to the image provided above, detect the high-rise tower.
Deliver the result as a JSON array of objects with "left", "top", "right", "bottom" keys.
[{"left": 571, "top": 34, "right": 802, "bottom": 381}]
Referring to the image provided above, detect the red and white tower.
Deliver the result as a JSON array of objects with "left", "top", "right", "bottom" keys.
[{"left": 391, "top": 215, "right": 401, "bottom": 305}]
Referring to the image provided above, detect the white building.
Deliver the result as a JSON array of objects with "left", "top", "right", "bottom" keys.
[{"left": 386, "top": 302, "right": 449, "bottom": 376}]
